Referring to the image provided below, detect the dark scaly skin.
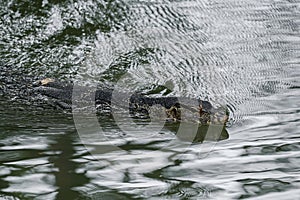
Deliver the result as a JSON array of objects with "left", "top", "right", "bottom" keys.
[{"left": 31, "top": 78, "right": 229, "bottom": 126}]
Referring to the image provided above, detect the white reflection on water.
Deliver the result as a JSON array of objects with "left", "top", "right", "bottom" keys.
[{"left": 0, "top": 0, "right": 299, "bottom": 199}]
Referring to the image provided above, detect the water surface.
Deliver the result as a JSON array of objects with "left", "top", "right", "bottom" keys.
[{"left": 0, "top": 0, "right": 299, "bottom": 199}]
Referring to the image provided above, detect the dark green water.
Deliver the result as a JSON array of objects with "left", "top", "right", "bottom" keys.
[{"left": 0, "top": 0, "right": 299, "bottom": 199}]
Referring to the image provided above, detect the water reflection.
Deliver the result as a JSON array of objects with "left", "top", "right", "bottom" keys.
[
  {"left": 170, "top": 124, "right": 228, "bottom": 143},
  {"left": 49, "top": 131, "right": 90, "bottom": 199},
  {"left": 0, "top": 99, "right": 88, "bottom": 199},
  {"left": 0, "top": 0, "right": 299, "bottom": 199}
]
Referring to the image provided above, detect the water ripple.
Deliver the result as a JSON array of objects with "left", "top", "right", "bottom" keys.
[{"left": 1, "top": 0, "right": 300, "bottom": 199}]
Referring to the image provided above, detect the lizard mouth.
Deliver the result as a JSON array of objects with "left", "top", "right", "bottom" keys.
[{"left": 165, "top": 103, "right": 229, "bottom": 125}]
